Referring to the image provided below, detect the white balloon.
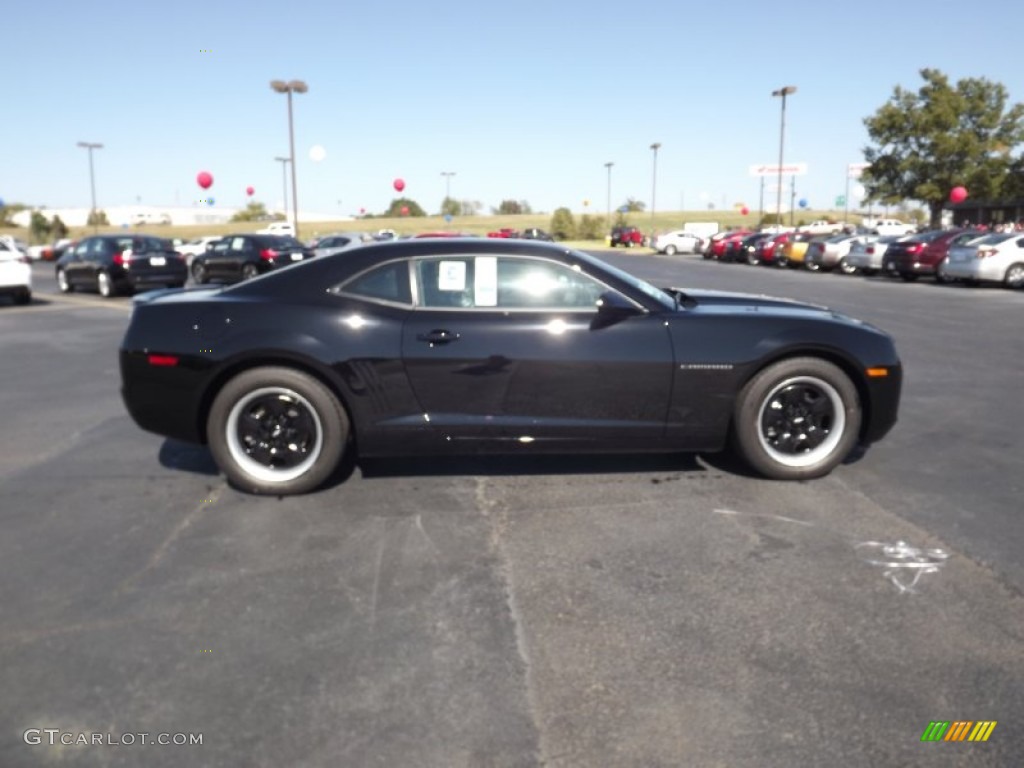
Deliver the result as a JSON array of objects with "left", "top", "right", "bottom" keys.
[
  {"left": 309, "top": 145, "right": 326, "bottom": 162},
  {"left": 854, "top": 184, "right": 866, "bottom": 197}
]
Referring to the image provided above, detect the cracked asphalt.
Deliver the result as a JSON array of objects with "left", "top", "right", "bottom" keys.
[{"left": 1, "top": 255, "right": 1022, "bottom": 767}]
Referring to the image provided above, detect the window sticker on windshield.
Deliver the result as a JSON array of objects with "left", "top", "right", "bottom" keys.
[
  {"left": 438, "top": 260, "right": 466, "bottom": 291},
  {"left": 475, "top": 256, "right": 497, "bottom": 306}
]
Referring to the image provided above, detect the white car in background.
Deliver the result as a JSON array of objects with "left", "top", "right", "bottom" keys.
[
  {"left": 869, "top": 218, "right": 916, "bottom": 236},
  {"left": 256, "top": 221, "right": 295, "bottom": 236},
  {"left": 651, "top": 230, "right": 705, "bottom": 255},
  {"left": 176, "top": 236, "right": 222, "bottom": 267},
  {"left": 0, "top": 237, "right": 32, "bottom": 305},
  {"left": 942, "top": 232, "right": 1024, "bottom": 288}
]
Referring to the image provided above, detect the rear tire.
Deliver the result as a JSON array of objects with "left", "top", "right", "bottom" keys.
[
  {"left": 241, "top": 263, "right": 259, "bottom": 280},
  {"left": 207, "top": 367, "right": 350, "bottom": 495},
  {"left": 192, "top": 262, "right": 208, "bottom": 284},
  {"left": 97, "top": 271, "right": 116, "bottom": 298},
  {"left": 732, "top": 357, "right": 861, "bottom": 480},
  {"left": 664, "top": 245, "right": 677, "bottom": 256},
  {"left": 837, "top": 258, "right": 857, "bottom": 275}
]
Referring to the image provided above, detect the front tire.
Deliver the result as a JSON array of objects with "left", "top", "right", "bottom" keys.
[
  {"left": 837, "top": 257, "right": 858, "bottom": 275},
  {"left": 207, "top": 367, "right": 350, "bottom": 495},
  {"left": 97, "top": 271, "right": 116, "bottom": 298},
  {"left": 732, "top": 357, "right": 861, "bottom": 480},
  {"left": 57, "top": 269, "right": 73, "bottom": 293},
  {"left": 664, "top": 244, "right": 677, "bottom": 256},
  {"left": 192, "top": 262, "right": 208, "bottom": 284}
]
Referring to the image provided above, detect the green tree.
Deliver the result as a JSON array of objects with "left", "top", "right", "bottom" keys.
[
  {"left": 87, "top": 209, "right": 109, "bottom": 226},
  {"left": 30, "top": 211, "right": 52, "bottom": 243},
  {"left": 440, "top": 197, "right": 460, "bottom": 217},
  {"left": 385, "top": 198, "right": 426, "bottom": 217},
  {"left": 862, "top": 68, "right": 1024, "bottom": 228},
  {"left": 50, "top": 215, "right": 69, "bottom": 241},
  {"left": 494, "top": 199, "right": 533, "bottom": 215},
  {"left": 577, "top": 214, "right": 605, "bottom": 240},
  {"left": 623, "top": 198, "right": 646, "bottom": 213},
  {"left": 231, "top": 202, "right": 270, "bottom": 222},
  {"left": 549, "top": 207, "right": 576, "bottom": 240},
  {"left": 459, "top": 200, "right": 483, "bottom": 216}
]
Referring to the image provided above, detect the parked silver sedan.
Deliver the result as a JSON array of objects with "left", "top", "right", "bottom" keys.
[
  {"left": 311, "top": 232, "right": 374, "bottom": 259},
  {"left": 942, "top": 232, "right": 1024, "bottom": 288},
  {"left": 805, "top": 233, "right": 873, "bottom": 274},
  {"left": 845, "top": 235, "right": 907, "bottom": 276}
]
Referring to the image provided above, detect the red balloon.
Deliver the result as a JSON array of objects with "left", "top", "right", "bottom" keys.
[
  {"left": 359, "top": 207, "right": 366, "bottom": 214},
  {"left": 246, "top": 186, "right": 254, "bottom": 196},
  {"left": 400, "top": 205, "right": 409, "bottom": 216},
  {"left": 741, "top": 206, "right": 749, "bottom": 216},
  {"left": 196, "top": 171, "right": 213, "bottom": 189},
  {"left": 393, "top": 178, "right": 406, "bottom": 192},
  {"left": 950, "top": 186, "right": 968, "bottom": 204}
]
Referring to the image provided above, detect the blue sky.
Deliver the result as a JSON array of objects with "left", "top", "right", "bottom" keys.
[{"left": 4, "top": 0, "right": 1024, "bottom": 218}]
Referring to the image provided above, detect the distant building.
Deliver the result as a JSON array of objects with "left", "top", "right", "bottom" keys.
[{"left": 946, "top": 198, "right": 1024, "bottom": 227}]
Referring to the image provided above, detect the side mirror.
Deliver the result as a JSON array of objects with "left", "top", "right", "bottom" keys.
[{"left": 592, "top": 291, "right": 643, "bottom": 329}]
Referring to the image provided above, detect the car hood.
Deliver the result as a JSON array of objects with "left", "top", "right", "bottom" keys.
[{"left": 672, "top": 288, "right": 831, "bottom": 313}]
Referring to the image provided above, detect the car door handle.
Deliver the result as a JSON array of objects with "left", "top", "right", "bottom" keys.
[{"left": 417, "top": 329, "right": 460, "bottom": 344}]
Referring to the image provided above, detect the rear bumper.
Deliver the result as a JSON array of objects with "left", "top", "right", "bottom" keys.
[{"left": 119, "top": 350, "right": 210, "bottom": 443}]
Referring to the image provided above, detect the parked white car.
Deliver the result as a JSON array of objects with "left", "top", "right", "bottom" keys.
[
  {"left": 175, "top": 235, "right": 222, "bottom": 267},
  {"left": 844, "top": 235, "right": 907, "bottom": 275},
  {"left": 256, "top": 221, "right": 295, "bottom": 236},
  {"left": 651, "top": 230, "right": 705, "bottom": 255},
  {"left": 0, "top": 237, "right": 32, "bottom": 304},
  {"left": 942, "top": 232, "right": 1024, "bottom": 288},
  {"left": 798, "top": 220, "right": 844, "bottom": 235},
  {"left": 869, "top": 218, "right": 916, "bottom": 236}
]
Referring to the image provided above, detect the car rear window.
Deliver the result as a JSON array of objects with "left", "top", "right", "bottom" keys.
[{"left": 337, "top": 261, "right": 412, "bottom": 305}]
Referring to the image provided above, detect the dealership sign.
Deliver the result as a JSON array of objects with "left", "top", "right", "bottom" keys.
[{"left": 749, "top": 163, "right": 808, "bottom": 176}]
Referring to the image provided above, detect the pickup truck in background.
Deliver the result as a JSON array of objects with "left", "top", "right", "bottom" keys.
[{"left": 798, "top": 220, "right": 844, "bottom": 235}]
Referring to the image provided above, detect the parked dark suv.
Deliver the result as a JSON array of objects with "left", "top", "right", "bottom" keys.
[
  {"left": 191, "top": 234, "right": 315, "bottom": 284},
  {"left": 55, "top": 235, "right": 187, "bottom": 298},
  {"left": 610, "top": 226, "right": 644, "bottom": 247}
]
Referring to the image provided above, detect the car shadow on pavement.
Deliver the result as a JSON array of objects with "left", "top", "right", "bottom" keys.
[{"left": 158, "top": 439, "right": 220, "bottom": 476}]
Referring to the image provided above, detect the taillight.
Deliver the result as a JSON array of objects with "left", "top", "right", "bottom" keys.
[
  {"left": 866, "top": 247, "right": 875, "bottom": 254},
  {"left": 260, "top": 248, "right": 278, "bottom": 260},
  {"left": 977, "top": 248, "right": 998, "bottom": 259},
  {"left": 147, "top": 354, "right": 178, "bottom": 366},
  {"left": 906, "top": 244, "right": 922, "bottom": 254}
]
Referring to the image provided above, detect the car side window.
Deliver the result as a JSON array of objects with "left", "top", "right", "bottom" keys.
[
  {"left": 496, "top": 258, "right": 605, "bottom": 309},
  {"left": 416, "top": 257, "right": 476, "bottom": 308},
  {"left": 230, "top": 237, "right": 247, "bottom": 252},
  {"left": 337, "top": 261, "right": 412, "bottom": 305}
]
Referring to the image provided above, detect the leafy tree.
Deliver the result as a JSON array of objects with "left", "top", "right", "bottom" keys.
[
  {"left": 440, "top": 197, "right": 460, "bottom": 217},
  {"left": 231, "top": 202, "right": 270, "bottom": 222},
  {"left": 549, "top": 207, "right": 576, "bottom": 240},
  {"left": 87, "top": 209, "right": 110, "bottom": 226},
  {"left": 459, "top": 200, "right": 482, "bottom": 216},
  {"left": 50, "top": 215, "right": 69, "bottom": 240},
  {"left": 576, "top": 214, "right": 605, "bottom": 240},
  {"left": 385, "top": 198, "right": 426, "bottom": 217},
  {"left": 494, "top": 199, "right": 533, "bottom": 215},
  {"left": 623, "top": 198, "right": 646, "bottom": 213},
  {"left": 30, "top": 211, "right": 52, "bottom": 243},
  {"left": 862, "top": 68, "right": 1024, "bottom": 227}
]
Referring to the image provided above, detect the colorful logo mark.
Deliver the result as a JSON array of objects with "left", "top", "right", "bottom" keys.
[{"left": 921, "top": 721, "right": 997, "bottom": 742}]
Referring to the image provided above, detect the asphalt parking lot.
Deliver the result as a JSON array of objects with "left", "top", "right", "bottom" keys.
[{"left": 2, "top": 256, "right": 1022, "bottom": 767}]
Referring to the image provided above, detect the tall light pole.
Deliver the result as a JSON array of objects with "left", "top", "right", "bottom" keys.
[
  {"left": 772, "top": 86, "right": 797, "bottom": 232},
  {"left": 650, "top": 142, "right": 661, "bottom": 237},
  {"left": 274, "top": 156, "right": 290, "bottom": 216},
  {"left": 441, "top": 171, "right": 456, "bottom": 212},
  {"left": 604, "top": 161, "right": 614, "bottom": 230},
  {"left": 270, "top": 79, "right": 307, "bottom": 238},
  {"left": 77, "top": 141, "right": 103, "bottom": 232}
]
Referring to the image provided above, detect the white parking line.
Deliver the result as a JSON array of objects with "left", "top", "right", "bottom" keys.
[{"left": 4, "top": 295, "right": 133, "bottom": 313}]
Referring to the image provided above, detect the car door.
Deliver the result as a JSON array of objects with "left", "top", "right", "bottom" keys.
[
  {"left": 62, "top": 240, "right": 92, "bottom": 286},
  {"left": 401, "top": 253, "right": 675, "bottom": 447}
]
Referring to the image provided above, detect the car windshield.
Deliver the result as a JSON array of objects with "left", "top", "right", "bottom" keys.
[{"left": 571, "top": 249, "right": 676, "bottom": 311}]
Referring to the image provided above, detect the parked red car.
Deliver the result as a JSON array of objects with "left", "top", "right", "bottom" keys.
[
  {"left": 610, "top": 226, "right": 644, "bottom": 247},
  {"left": 705, "top": 230, "right": 753, "bottom": 260},
  {"left": 487, "top": 228, "right": 519, "bottom": 239},
  {"left": 755, "top": 233, "right": 793, "bottom": 265},
  {"left": 890, "top": 229, "right": 986, "bottom": 282}
]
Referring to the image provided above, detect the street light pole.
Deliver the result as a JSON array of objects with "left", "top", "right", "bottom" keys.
[
  {"left": 441, "top": 171, "right": 456, "bottom": 211},
  {"left": 77, "top": 141, "right": 103, "bottom": 232},
  {"left": 650, "top": 143, "right": 661, "bottom": 237},
  {"left": 271, "top": 79, "right": 308, "bottom": 238},
  {"left": 604, "top": 161, "right": 614, "bottom": 230},
  {"left": 772, "top": 86, "right": 797, "bottom": 232},
  {"left": 274, "top": 156, "right": 290, "bottom": 217}
]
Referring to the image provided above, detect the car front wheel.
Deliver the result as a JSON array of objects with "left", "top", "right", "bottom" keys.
[
  {"left": 837, "top": 258, "right": 858, "bottom": 275},
  {"left": 732, "top": 357, "right": 861, "bottom": 480},
  {"left": 97, "top": 271, "right": 116, "bottom": 298},
  {"left": 57, "top": 269, "right": 72, "bottom": 293},
  {"left": 664, "top": 244, "right": 677, "bottom": 256},
  {"left": 207, "top": 367, "right": 350, "bottom": 495},
  {"left": 1004, "top": 263, "right": 1024, "bottom": 289},
  {"left": 192, "top": 262, "right": 208, "bottom": 284}
]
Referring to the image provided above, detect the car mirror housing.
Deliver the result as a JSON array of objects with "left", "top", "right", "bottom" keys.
[{"left": 592, "top": 291, "right": 643, "bottom": 329}]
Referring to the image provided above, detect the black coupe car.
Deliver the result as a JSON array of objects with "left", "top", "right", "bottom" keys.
[{"left": 120, "top": 239, "right": 902, "bottom": 495}]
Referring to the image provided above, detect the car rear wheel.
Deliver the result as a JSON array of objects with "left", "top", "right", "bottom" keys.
[
  {"left": 57, "top": 269, "right": 73, "bottom": 293},
  {"left": 664, "top": 245, "right": 677, "bottom": 256},
  {"left": 97, "top": 271, "right": 115, "bottom": 298},
  {"left": 207, "top": 367, "right": 350, "bottom": 495},
  {"left": 805, "top": 260, "right": 820, "bottom": 272},
  {"left": 732, "top": 357, "right": 861, "bottom": 480},
  {"left": 837, "top": 258, "right": 857, "bottom": 275},
  {"left": 241, "top": 263, "right": 259, "bottom": 280},
  {"left": 1004, "top": 263, "right": 1024, "bottom": 289}
]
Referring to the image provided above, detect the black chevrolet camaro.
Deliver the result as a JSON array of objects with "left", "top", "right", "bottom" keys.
[{"left": 119, "top": 239, "right": 902, "bottom": 495}]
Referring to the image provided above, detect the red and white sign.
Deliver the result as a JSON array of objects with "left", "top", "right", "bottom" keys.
[{"left": 749, "top": 163, "right": 808, "bottom": 176}]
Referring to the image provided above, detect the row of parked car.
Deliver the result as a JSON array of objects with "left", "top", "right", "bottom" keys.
[{"left": 698, "top": 227, "right": 1024, "bottom": 289}]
